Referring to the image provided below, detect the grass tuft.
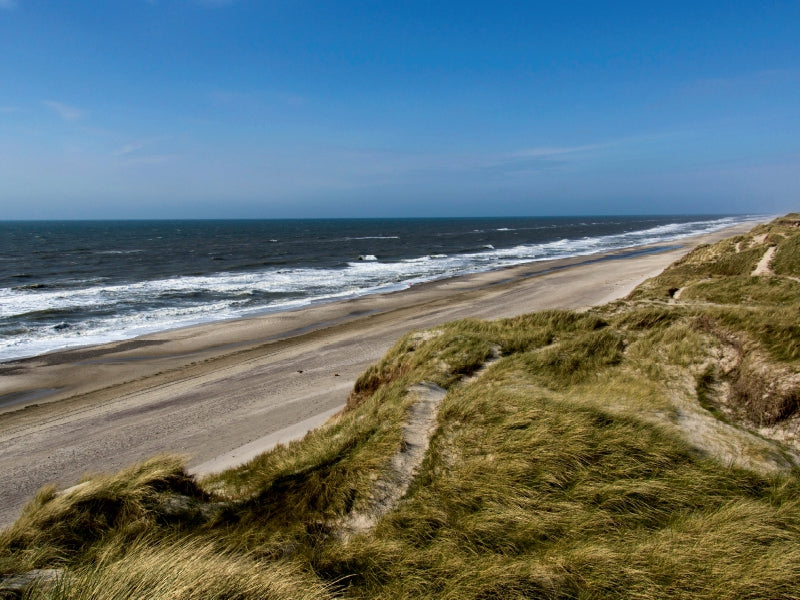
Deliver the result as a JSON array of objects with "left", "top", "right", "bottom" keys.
[
  {"left": 4, "top": 214, "right": 800, "bottom": 599},
  {"left": 0, "top": 456, "right": 207, "bottom": 573},
  {"left": 26, "top": 537, "right": 329, "bottom": 600}
]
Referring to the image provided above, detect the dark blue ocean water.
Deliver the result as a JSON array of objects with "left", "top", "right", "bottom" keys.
[{"left": 0, "top": 216, "right": 757, "bottom": 362}]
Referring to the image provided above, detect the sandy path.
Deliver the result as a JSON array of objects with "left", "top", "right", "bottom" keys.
[
  {"left": 752, "top": 245, "right": 777, "bottom": 276},
  {"left": 0, "top": 224, "right": 756, "bottom": 528},
  {"left": 339, "top": 382, "right": 447, "bottom": 539}
]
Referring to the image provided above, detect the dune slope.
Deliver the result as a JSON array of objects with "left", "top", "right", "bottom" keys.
[{"left": 2, "top": 215, "right": 800, "bottom": 599}]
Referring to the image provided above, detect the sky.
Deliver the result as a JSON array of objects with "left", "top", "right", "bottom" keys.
[{"left": 0, "top": 1, "right": 798, "bottom": 219}]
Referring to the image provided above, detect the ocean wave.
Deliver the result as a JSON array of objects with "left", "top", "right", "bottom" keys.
[
  {"left": 0, "top": 215, "right": 757, "bottom": 362},
  {"left": 1, "top": 216, "right": 748, "bottom": 321}
]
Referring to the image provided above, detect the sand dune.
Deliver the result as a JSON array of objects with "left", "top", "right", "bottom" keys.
[{"left": 0, "top": 222, "right": 757, "bottom": 528}]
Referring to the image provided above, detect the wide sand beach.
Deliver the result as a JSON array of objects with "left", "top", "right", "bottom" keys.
[{"left": 0, "top": 221, "right": 759, "bottom": 528}]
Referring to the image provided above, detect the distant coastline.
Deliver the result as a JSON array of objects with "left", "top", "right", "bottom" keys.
[
  {"left": 0, "top": 218, "right": 762, "bottom": 529},
  {"left": 0, "top": 215, "right": 762, "bottom": 363}
]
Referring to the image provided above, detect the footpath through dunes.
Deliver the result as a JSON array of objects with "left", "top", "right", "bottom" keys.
[
  {"left": 0, "top": 224, "right": 755, "bottom": 529},
  {"left": 337, "top": 381, "right": 447, "bottom": 539},
  {"left": 4, "top": 214, "right": 800, "bottom": 598},
  {"left": 4, "top": 215, "right": 800, "bottom": 598}
]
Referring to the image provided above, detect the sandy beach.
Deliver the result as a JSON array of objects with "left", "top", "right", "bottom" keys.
[{"left": 0, "top": 222, "right": 757, "bottom": 528}]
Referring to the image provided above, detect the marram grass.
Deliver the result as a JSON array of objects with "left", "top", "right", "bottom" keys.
[
  {"left": 3, "top": 214, "right": 800, "bottom": 599},
  {"left": 27, "top": 537, "right": 330, "bottom": 600}
]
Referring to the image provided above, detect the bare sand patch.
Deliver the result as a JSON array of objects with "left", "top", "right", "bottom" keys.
[
  {"left": 752, "top": 245, "right": 777, "bottom": 276},
  {"left": 338, "top": 382, "right": 446, "bottom": 539}
]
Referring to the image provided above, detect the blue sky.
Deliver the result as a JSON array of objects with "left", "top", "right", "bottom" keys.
[{"left": 0, "top": 1, "right": 798, "bottom": 218}]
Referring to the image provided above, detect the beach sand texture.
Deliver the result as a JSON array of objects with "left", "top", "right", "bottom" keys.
[{"left": 0, "top": 223, "right": 757, "bottom": 528}]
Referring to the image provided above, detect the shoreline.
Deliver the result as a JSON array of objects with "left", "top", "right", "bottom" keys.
[
  {"left": 0, "top": 242, "right": 692, "bottom": 409},
  {"left": 0, "top": 221, "right": 760, "bottom": 528},
  {"left": 0, "top": 218, "right": 761, "bottom": 368},
  {"left": 0, "top": 243, "right": 677, "bottom": 370}
]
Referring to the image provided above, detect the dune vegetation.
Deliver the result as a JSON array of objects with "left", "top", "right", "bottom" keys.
[{"left": 2, "top": 215, "right": 800, "bottom": 599}]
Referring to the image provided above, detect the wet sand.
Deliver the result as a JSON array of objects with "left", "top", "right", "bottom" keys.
[{"left": 0, "top": 223, "right": 757, "bottom": 528}]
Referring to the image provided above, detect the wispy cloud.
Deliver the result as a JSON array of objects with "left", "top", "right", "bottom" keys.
[
  {"left": 512, "top": 143, "right": 612, "bottom": 159},
  {"left": 43, "top": 100, "right": 85, "bottom": 121},
  {"left": 309, "top": 143, "right": 590, "bottom": 187},
  {"left": 311, "top": 133, "right": 682, "bottom": 188},
  {"left": 682, "top": 69, "right": 798, "bottom": 96},
  {"left": 111, "top": 136, "right": 176, "bottom": 166},
  {"left": 417, "top": 142, "right": 613, "bottom": 177},
  {"left": 112, "top": 142, "right": 146, "bottom": 157}
]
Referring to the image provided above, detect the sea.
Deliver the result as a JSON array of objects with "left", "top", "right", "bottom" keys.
[{"left": 0, "top": 215, "right": 760, "bottom": 363}]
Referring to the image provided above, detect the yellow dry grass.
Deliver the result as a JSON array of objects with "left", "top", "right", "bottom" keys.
[{"left": 3, "top": 214, "right": 800, "bottom": 599}]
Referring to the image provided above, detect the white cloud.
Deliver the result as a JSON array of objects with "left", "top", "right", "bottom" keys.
[
  {"left": 43, "top": 100, "right": 85, "bottom": 121},
  {"left": 112, "top": 142, "right": 146, "bottom": 157},
  {"left": 297, "top": 133, "right": 682, "bottom": 188},
  {"left": 681, "top": 69, "right": 799, "bottom": 97},
  {"left": 512, "top": 143, "right": 610, "bottom": 158},
  {"left": 111, "top": 136, "right": 176, "bottom": 166}
]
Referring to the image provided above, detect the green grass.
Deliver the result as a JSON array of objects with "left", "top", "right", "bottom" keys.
[
  {"left": 3, "top": 214, "right": 800, "bottom": 599},
  {"left": 27, "top": 537, "right": 330, "bottom": 600},
  {"left": 317, "top": 381, "right": 800, "bottom": 598},
  {"left": 0, "top": 456, "right": 207, "bottom": 573},
  {"left": 773, "top": 232, "right": 800, "bottom": 275}
]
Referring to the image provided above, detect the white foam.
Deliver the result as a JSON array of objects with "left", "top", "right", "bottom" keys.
[{"left": 0, "top": 216, "right": 756, "bottom": 362}]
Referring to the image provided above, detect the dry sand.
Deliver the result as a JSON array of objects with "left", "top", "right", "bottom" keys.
[{"left": 0, "top": 223, "right": 757, "bottom": 528}]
